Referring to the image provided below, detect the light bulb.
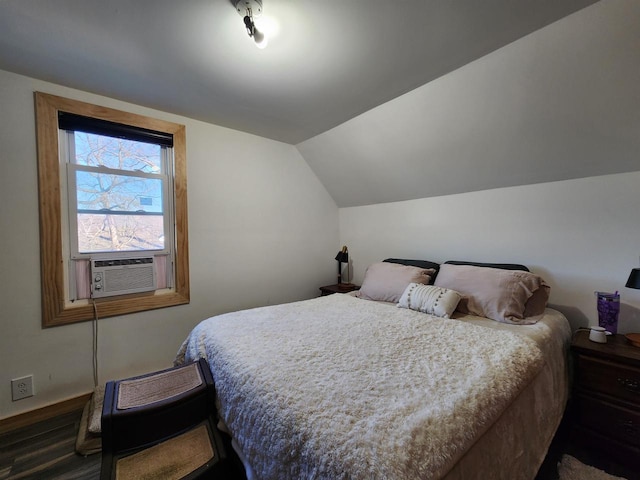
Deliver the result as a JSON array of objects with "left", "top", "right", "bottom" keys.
[{"left": 253, "top": 28, "right": 268, "bottom": 49}]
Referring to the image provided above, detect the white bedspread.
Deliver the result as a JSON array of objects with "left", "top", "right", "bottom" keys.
[{"left": 176, "top": 294, "right": 546, "bottom": 480}]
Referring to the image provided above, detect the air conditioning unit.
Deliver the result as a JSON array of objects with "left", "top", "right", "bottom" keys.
[{"left": 90, "top": 257, "right": 157, "bottom": 298}]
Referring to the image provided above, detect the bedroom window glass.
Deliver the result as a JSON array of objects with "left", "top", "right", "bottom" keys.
[
  {"left": 60, "top": 117, "right": 173, "bottom": 258},
  {"left": 36, "top": 93, "right": 190, "bottom": 327}
]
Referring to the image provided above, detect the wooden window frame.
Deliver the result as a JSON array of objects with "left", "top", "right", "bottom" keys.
[{"left": 35, "top": 92, "right": 190, "bottom": 327}]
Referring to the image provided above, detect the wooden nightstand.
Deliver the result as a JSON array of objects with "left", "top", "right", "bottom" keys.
[
  {"left": 570, "top": 330, "right": 640, "bottom": 470},
  {"left": 319, "top": 284, "right": 360, "bottom": 296}
]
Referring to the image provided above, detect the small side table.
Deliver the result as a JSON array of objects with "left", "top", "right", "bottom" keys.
[
  {"left": 319, "top": 283, "right": 360, "bottom": 296},
  {"left": 570, "top": 330, "right": 640, "bottom": 470}
]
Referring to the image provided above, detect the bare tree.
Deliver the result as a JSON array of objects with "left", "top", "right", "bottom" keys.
[{"left": 73, "top": 133, "right": 165, "bottom": 253}]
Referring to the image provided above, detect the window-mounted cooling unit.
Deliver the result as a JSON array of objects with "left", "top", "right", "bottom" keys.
[{"left": 90, "top": 257, "right": 157, "bottom": 298}]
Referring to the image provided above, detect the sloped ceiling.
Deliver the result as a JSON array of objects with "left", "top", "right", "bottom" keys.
[
  {"left": 0, "top": 0, "right": 596, "bottom": 145},
  {"left": 1, "top": 0, "right": 638, "bottom": 208},
  {"left": 299, "top": 0, "right": 640, "bottom": 206}
]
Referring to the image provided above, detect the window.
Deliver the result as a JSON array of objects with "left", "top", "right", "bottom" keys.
[
  {"left": 61, "top": 115, "right": 172, "bottom": 258},
  {"left": 36, "top": 92, "right": 190, "bottom": 327}
]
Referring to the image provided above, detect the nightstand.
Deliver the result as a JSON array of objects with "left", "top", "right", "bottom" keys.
[
  {"left": 319, "top": 284, "right": 360, "bottom": 296},
  {"left": 570, "top": 330, "right": 640, "bottom": 470}
]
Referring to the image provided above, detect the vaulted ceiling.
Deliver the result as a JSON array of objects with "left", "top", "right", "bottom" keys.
[
  {"left": 0, "top": 0, "right": 597, "bottom": 144},
  {"left": 2, "top": 0, "right": 639, "bottom": 208}
]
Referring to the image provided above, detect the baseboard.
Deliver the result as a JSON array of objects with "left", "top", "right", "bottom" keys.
[{"left": 0, "top": 392, "right": 93, "bottom": 435}]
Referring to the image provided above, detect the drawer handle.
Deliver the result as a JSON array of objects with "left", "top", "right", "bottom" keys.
[
  {"left": 619, "top": 420, "right": 639, "bottom": 438},
  {"left": 617, "top": 377, "right": 640, "bottom": 394}
]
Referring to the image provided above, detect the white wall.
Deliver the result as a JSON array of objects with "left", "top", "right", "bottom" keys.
[
  {"left": 339, "top": 172, "right": 640, "bottom": 334},
  {"left": 0, "top": 69, "right": 339, "bottom": 419}
]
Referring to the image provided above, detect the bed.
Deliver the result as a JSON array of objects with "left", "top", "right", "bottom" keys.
[{"left": 175, "top": 259, "right": 572, "bottom": 480}]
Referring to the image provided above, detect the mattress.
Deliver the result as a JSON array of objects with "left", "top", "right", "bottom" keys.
[{"left": 176, "top": 293, "right": 571, "bottom": 479}]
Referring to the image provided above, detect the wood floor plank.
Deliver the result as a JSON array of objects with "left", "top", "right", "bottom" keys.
[{"left": 0, "top": 408, "right": 100, "bottom": 480}]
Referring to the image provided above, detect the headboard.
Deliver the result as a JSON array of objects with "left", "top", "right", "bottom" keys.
[
  {"left": 382, "top": 258, "right": 530, "bottom": 285},
  {"left": 443, "top": 260, "right": 529, "bottom": 272},
  {"left": 383, "top": 258, "right": 440, "bottom": 274}
]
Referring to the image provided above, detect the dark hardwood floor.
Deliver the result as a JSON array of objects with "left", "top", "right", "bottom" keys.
[
  {"left": 534, "top": 414, "right": 639, "bottom": 480},
  {"left": 0, "top": 410, "right": 100, "bottom": 480},
  {"left": 1, "top": 408, "right": 636, "bottom": 480}
]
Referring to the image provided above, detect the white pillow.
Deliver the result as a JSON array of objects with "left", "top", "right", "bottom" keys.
[{"left": 398, "top": 283, "right": 462, "bottom": 318}]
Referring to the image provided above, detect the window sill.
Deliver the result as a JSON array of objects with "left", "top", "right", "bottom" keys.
[{"left": 45, "top": 289, "right": 190, "bottom": 327}]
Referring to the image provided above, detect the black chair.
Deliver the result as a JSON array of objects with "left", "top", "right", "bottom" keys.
[{"left": 100, "top": 358, "right": 229, "bottom": 479}]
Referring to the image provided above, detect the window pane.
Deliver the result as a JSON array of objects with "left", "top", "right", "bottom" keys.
[
  {"left": 77, "top": 213, "right": 165, "bottom": 253},
  {"left": 74, "top": 132, "right": 162, "bottom": 173},
  {"left": 76, "top": 171, "right": 163, "bottom": 214}
]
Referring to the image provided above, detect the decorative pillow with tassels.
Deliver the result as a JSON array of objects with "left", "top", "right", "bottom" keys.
[{"left": 398, "top": 283, "right": 462, "bottom": 318}]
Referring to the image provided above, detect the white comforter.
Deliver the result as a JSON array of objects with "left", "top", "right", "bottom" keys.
[{"left": 176, "top": 294, "right": 545, "bottom": 480}]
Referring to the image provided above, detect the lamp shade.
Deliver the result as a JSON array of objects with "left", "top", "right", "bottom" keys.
[
  {"left": 335, "top": 250, "right": 348, "bottom": 263},
  {"left": 626, "top": 268, "right": 640, "bottom": 289}
]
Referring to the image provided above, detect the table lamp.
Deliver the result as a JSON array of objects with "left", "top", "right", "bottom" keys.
[
  {"left": 334, "top": 246, "right": 351, "bottom": 288},
  {"left": 626, "top": 268, "right": 640, "bottom": 290}
]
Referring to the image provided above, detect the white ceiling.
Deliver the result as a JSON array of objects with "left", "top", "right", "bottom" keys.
[{"left": 0, "top": 0, "right": 598, "bottom": 145}]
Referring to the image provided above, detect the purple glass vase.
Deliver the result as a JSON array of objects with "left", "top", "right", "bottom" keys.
[{"left": 596, "top": 291, "right": 620, "bottom": 334}]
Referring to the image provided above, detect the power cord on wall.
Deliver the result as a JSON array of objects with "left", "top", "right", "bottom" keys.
[{"left": 91, "top": 298, "right": 99, "bottom": 389}]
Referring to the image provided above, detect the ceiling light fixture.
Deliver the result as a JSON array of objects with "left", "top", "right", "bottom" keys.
[{"left": 232, "top": 0, "right": 268, "bottom": 49}]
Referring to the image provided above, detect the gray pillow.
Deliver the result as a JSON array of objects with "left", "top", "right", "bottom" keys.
[{"left": 358, "top": 262, "right": 436, "bottom": 303}]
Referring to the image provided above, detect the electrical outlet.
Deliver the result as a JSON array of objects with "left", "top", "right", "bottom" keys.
[{"left": 11, "top": 375, "right": 34, "bottom": 401}]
